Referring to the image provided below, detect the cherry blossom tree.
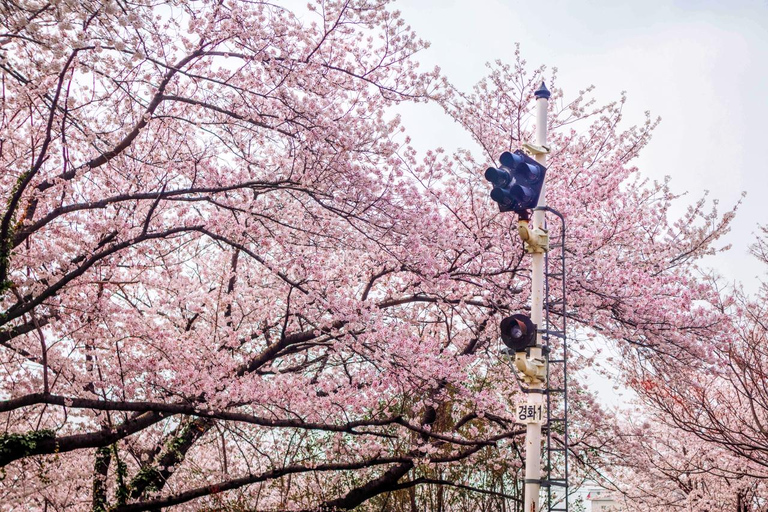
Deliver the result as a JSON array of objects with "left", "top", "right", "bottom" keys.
[
  {"left": 0, "top": 1, "right": 735, "bottom": 510},
  {"left": 605, "top": 227, "right": 768, "bottom": 511},
  {"left": 601, "top": 413, "right": 767, "bottom": 512}
]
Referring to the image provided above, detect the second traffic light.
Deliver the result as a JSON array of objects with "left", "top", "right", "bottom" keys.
[
  {"left": 500, "top": 314, "right": 537, "bottom": 352},
  {"left": 484, "top": 150, "right": 547, "bottom": 214}
]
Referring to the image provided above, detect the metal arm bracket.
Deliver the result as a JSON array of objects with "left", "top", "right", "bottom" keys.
[
  {"left": 518, "top": 219, "right": 550, "bottom": 253},
  {"left": 522, "top": 142, "right": 551, "bottom": 155},
  {"left": 514, "top": 352, "right": 547, "bottom": 383}
]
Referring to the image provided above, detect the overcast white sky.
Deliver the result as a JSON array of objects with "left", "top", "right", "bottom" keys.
[{"left": 396, "top": 0, "right": 768, "bottom": 294}]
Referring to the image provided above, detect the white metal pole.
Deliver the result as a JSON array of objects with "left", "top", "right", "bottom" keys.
[{"left": 524, "top": 81, "right": 550, "bottom": 512}]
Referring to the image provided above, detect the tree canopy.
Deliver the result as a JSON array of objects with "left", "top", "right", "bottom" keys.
[{"left": 0, "top": 0, "right": 738, "bottom": 510}]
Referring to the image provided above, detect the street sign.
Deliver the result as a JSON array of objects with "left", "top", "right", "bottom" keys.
[{"left": 515, "top": 402, "right": 545, "bottom": 424}]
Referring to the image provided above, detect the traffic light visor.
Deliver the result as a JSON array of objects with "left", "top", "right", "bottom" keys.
[
  {"left": 499, "top": 151, "right": 525, "bottom": 168},
  {"left": 500, "top": 314, "right": 537, "bottom": 352},
  {"left": 509, "top": 183, "right": 535, "bottom": 205},
  {"left": 485, "top": 166, "right": 510, "bottom": 187}
]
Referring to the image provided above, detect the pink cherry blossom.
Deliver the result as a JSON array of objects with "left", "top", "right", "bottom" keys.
[{"left": 0, "top": 2, "right": 738, "bottom": 511}]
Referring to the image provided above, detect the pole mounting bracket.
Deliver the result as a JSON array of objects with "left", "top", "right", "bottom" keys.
[
  {"left": 523, "top": 143, "right": 551, "bottom": 155},
  {"left": 518, "top": 219, "right": 550, "bottom": 253}
]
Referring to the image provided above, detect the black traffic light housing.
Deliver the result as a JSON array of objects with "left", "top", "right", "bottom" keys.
[
  {"left": 500, "top": 314, "right": 537, "bottom": 352},
  {"left": 484, "top": 150, "right": 547, "bottom": 215}
]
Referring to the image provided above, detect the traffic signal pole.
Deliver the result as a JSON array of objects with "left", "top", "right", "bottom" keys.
[
  {"left": 483, "top": 82, "right": 552, "bottom": 511},
  {"left": 523, "top": 82, "right": 550, "bottom": 512}
]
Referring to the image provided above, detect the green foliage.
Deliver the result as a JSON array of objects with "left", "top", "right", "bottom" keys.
[
  {"left": 167, "top": 424, "right": 192, "bottom": 458},
  {"left": 0, "top": 170, "right": 29, "bottom": 296},
  {"left": 132, "top": 466, "right": 162, "bottom": 494},
  {"left": 92, "top": 446, "right": 111, "bottom": 512},
  {"left": 130, "top": 425, "right": 195, "bottom": 498},
  {"left": 112, "top": 444, "right": 129, "bottom": 506},
  {"left": 0, "top": 429, "right": 55, "bottom": 459}
]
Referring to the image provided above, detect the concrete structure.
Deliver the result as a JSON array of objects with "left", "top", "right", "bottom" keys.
[{"left": 571, "top": 483, "right": 619, "bottom": 512}]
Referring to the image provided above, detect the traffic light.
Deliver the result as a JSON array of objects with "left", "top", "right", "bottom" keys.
[
  {"left": 500, "top": 314, "right": 537, "bottom": 352},
  {"left": 484, "top": 150, "right": 547, "bottom": 214}
]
